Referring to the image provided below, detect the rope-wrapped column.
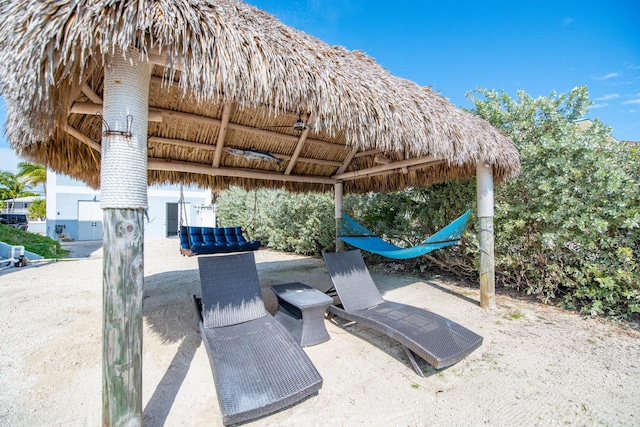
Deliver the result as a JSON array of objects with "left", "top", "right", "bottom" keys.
[
  {"left": 477, "top": 163, "right": 496, "bottom": 309},
  {"left": 101, "top": 47, "right": 151, "bottom": 427}
]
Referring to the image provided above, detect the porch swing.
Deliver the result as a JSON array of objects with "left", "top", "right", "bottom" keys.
[{"left": 177, "top": 187, "right": 261, "bottom": 256}]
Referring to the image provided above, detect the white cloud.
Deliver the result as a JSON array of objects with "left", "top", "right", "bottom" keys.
[
  {"left": 590, "top": 103, "right": 608, "bottom": 109},
  {"left": 562, "top": 17, "right": 575, "bottom": 27},
  {"left": 623, "top": 98, "right": 640, "bottom": 105},
  {"left": 593, "top": 72, "right": 620, "bottom": 81},
  {"left": 594, "top": 94, "right": 619, "bottom": 101},
  {"left": 628, "top": 109, "right": 638, "bottom": 113}
]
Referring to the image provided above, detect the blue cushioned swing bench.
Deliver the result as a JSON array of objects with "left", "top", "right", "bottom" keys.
[{"left": 179, "top": 225, "right": 261, "bottom": 256}]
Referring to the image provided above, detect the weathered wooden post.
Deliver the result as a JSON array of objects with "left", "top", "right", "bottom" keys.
[
  {"left": 101, "top": 47, "right": 152, "bottom": 426},
  {"left": 335, "top": 181, "right": 345, "bottom": 252},
  {"left": 476, "top": 163, "right": 496, "bottom": 309}
]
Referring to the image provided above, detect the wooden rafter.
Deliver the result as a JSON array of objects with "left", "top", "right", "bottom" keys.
[
  {"left": 69, "top": 102, "right": 349, "bottom": 151},
  {"left": 333, "top": 156, "right": 440, "bottom": 181},
  {"left": 148, "top": 136, "right": 214, "bottom": 151},
  {"left": 336, "top": 146, "right": 359, "bottom": 175},
  {"left": 284, "top": 114, "right": 311, "bottom": 175},
  {"left": 70, "top": 102, "right": 164, "bottom": 122},
  {"left": 213, "top": 101, "right": 232, "bottom": 167},
  {"left": 62, "top": 124, "right": 101, "bottom": 152},
  {"left": 81, "top": 83, "right": 103, "bottom": 104},
  {"left": 148, "top": 158, "right": 337, "bottom": 185},
  {"left": 147, "top": 135, "right": 342, "bottom": 167},
  {"left": 66, "top": 62, "right": 96, "bottom": 117}
]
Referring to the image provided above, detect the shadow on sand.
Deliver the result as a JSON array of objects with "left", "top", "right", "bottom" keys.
[{"left": 142, "top": 268, "right": 201, "bottom": 426}]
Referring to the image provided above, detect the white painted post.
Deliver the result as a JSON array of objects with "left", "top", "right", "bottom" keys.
[
  {"left": 335, "top": 182, "right": 344, "bottom": 252},
  {"left": 101, "top": 47, "right": 152, "bottom": 427},
  {"left": 476, "top": 163, "right": 496, "bottom": 309}
]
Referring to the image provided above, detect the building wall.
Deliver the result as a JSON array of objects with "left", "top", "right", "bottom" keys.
[
  {"left": 46, "top": 171, "right": 100, "bottom": 239},
  {"left": 46, "top": 170, "right": 211, "bottom": 240},
  {"left": 146, "top": 184, "right": 211, "bottom": 238}
]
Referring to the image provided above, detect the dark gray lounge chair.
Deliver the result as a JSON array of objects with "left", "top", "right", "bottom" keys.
[
  {"left": 323, "top": 250, "right": 483, "bottom": 375},
  {"left": 194, "top": 252, "right": 323, "bottom": 425}
]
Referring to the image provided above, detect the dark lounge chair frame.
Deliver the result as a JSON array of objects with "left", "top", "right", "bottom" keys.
[
  {"left": 194, "top": 252, "right": 322, "bottom": 425},
  {"left": 323, "top": 250, "right": 483, "bottom": 375}
]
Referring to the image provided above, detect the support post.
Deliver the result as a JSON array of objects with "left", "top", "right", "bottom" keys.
[
  {"left": 476, "top": 163, "right": 496, "bottom": 309},
  {"left": 101, "top": 47, "right": 151, "bottom": 427},
  {"left": 335, "top": 182, "right": 344, "bottom": 252}
]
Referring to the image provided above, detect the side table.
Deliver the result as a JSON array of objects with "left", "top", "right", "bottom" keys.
[{"left": 271, "top": 282, "right": 333, "bottom": 347}]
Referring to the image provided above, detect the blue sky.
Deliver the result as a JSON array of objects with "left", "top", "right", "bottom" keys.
[
  {"left": 245, "top": 0, "right": 640, "bottom": 140},
  {"left": 1, "top": 0, "right": 639, "bottom": 170}
]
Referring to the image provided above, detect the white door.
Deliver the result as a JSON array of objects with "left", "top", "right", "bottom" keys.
[{"left": 78, "top": 200, "right": 103, "bottom": 240}]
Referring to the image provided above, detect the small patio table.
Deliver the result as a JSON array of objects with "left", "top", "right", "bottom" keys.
[{"left": 271, "top": 282, "right": 333, "bottom": 347}]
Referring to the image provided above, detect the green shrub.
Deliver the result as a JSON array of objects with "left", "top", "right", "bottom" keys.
[
  {"left": 469, "top": 86, "right": 640, "bottom": 319},
  {"left": 217, "top": 188, "right": 336, "bottom": 255},
  {"left": 214, "top": 87, "right": 640, "bottom": 320},
  {"left": 0, "top": 224, "right": 69, "bottom": 258},
  {"left": 342, "top": 185, "right": 476, "bottom": 273}
]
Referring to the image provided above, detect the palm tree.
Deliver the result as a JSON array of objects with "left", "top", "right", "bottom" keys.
[
  {"left": 0, "top": 170, "right": 38, "bottom": 212},
  {"left": 17, "top": 162, "right": 47, "bottom": 197}
]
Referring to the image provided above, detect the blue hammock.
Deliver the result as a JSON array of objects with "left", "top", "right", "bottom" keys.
[{"left": 338, "top": 209, "right": 472, "bottom": 260}]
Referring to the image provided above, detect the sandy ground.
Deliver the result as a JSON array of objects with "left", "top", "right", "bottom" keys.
[{"left": 1, "top": 237, "right": 639, "bottom": 426}]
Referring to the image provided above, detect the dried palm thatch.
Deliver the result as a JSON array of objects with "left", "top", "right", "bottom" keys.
[{"left": 0, "top": 0, "right": 520, "bottom": 193}]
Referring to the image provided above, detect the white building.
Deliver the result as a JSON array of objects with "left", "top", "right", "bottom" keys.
[
  {"left": 1, "top": 196, "right": 40, "bottom": 215},
  {"left": 46, "top": 170, "right": 213, "bottom": 240}
]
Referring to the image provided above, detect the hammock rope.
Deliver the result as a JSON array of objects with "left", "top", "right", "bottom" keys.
[
  {"left": 179, "top": 185, "right": 191, "bottom": 247},
  {"left": 338, "top": 209, "right": 472, "bottom": 260}
]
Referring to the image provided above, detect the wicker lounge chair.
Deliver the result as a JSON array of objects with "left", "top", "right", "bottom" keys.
[
  {"left": 194, "top": 252, "right": 323, "bottom": 425},
  {"left": 323, "top": 250, "right": 483, "bottom": 375}
]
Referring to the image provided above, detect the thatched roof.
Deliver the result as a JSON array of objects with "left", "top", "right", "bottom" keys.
[{"left": 0, "top": 0, "right": 520, "bottom": 193}]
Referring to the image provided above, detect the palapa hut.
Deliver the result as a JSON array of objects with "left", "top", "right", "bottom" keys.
[{"left": 0, "top": 0, "right": 520, "bottom": 425}]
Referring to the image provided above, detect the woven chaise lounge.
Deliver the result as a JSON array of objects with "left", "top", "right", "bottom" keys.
[
  {"left": 194, "top": 252, "right": 323, "bottom": 425},
  {"left": 323, "top": 250, "right": 483, "bottom": 375}
]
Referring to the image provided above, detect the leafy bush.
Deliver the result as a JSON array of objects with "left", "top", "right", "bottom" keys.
[
  {"left": 469, "top": 86, "right": 640, "bottom": 319},
  {"left": 343, "top": 186, "right": 476, "bottom": 273},
  {"left": 217, "top": 185, "right": 474, "bottom": 266},
  {"left": 0, "top": 224, "right": 69, "bottom": 258},
  {"left": 28, "top": 198, "right": 46, "bottom": 220},
  {"left": 214, "top": 86, "right": 640, "bottom": 320},
  {"left": 216, "top": 188, "right": 336, "bottom": 255}
]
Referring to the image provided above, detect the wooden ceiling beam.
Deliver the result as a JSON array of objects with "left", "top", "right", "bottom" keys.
[
  {"left": 336, "top": 146, "right": 359, "bottom": 175},
  {"left": 213, "top": 101, "right": 232, "bottom": 167},
  {"left": 148, "top": 135, "right": 342, "bottom": 167},
  {"left": 62, "top": 124, "right": 101, "bottom": 152},
  {"left": 354, "top": 148, "right": 383, "bottom": 158},
  {"left": 70, "top": 102, "right": 163, "bottom": 122},
  {"left": 148, "top": 136, "right": 215, "bottom": 151},
  {"left": 81, "top": 83, "right": 103, "bottom": 104},
  {"left": 354, "top": 160, "right": 446, "bottom": 180},
  {"left": 285, "top": 114, "right": 311, "bottom": 175},
  {"left": 148, "top": 158, "right": 337, "bottom": 185},
  {"left": 66, "top": 62, "right": 96, "bottom": 117},
  {"left": 69, "top": 102, "right": 351, "bottom": 151},
  {"left": 333, "top": 156, "right": 441, "bottom": 181}
]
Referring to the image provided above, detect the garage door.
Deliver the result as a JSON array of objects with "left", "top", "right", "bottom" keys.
[{"left": 78, "top": 200, "right": 103, "bottom": 241}]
